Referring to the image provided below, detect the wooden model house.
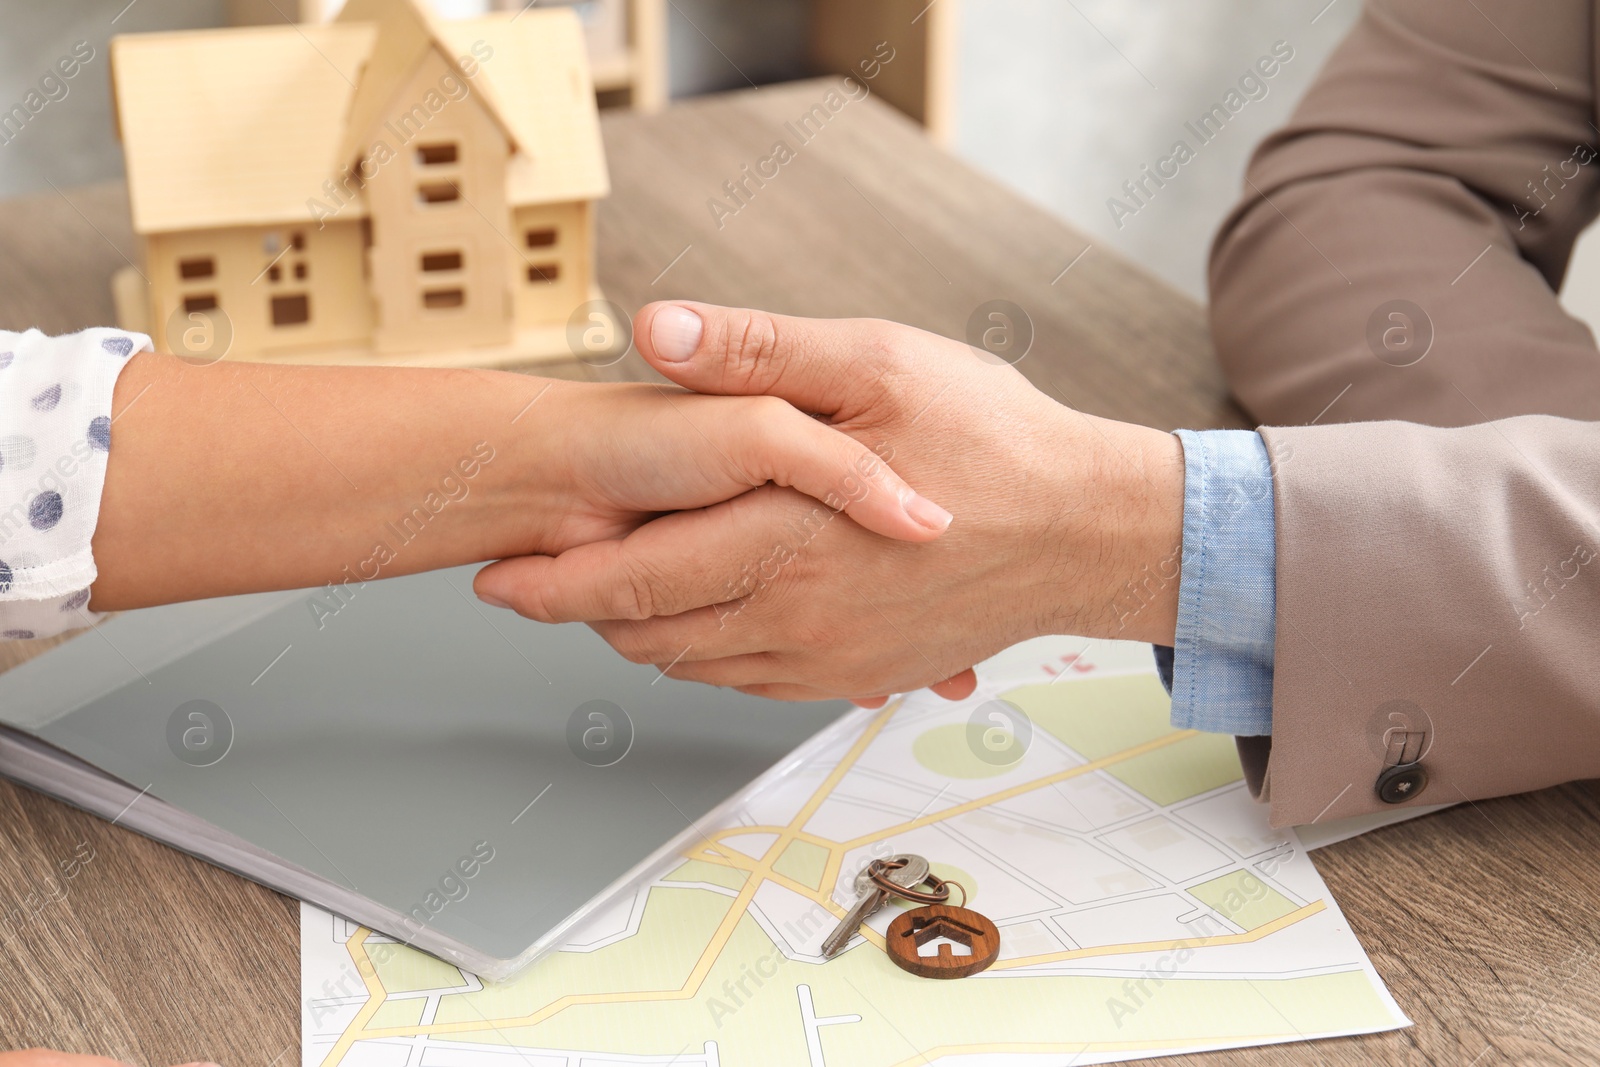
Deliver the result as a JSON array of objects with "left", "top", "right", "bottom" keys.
[{"left": 109, "top": 0, "right": 610, "bottom": 367}]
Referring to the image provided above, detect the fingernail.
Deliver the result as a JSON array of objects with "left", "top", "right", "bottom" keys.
[
  {"left": 901, "top": 491, "right": 952, "bottom": 532},
  {"left": 477, "top": 591, "right": 511, "bottom": 610},
  {"left": 651, "top": 305, "right": 703, "bottom": 362}
]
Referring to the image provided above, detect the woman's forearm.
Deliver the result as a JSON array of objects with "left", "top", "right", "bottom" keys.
[{"left": 89, "top": 354, "right": 560, "bottom": 610}]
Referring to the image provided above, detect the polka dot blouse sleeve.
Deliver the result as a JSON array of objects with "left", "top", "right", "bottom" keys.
[{"left": 0, "top": 328, "right": 149, "bottom": 641}]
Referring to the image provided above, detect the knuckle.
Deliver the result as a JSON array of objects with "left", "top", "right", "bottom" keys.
[
  {"left": 722, "top": 309, "right": 782, "bottom": 391},
  {"left": 618, "top": 640, "right": 658, "bottom": 666},
  {"left": 665, "top": 660, "right": 711, "bottom": 683},
  {"left": 616, "top": 552, "right": 663, "bottom": 621},
  {"left": 514, "top": 595, "right": 554, "bottom": 624},
  {"left": 789, "top": 619, "right": 835, "bottom": 651},
  {"left": 859, "top": 318, "right": 910, "bottom": 367},
  {"left": 596, "top": 620, "right": 665, "bottom": 664}
]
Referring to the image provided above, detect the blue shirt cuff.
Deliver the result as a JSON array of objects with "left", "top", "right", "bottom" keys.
[{"left": 1159, "top": 429, "right": 1277, "bottom": 736}]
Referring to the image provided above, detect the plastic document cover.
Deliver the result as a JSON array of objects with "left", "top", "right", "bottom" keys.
[
  {"left": 0, "top": 565, "right": 851, "bottom": 978},
  {"left": 302, "top": 636, "right": 1409, "bottom": 1067}
]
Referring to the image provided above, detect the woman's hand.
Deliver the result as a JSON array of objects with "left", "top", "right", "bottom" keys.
[
  {"left": 513, "top": 374, "right": 953, "bottom": 553},
  {"left": 474, "top": 302, "right": 1185, "bottom": 703},
  {"left": 0, "top": 1052, "right": 215, "bottom": 1067},
  {"left": 87, "top": 352, "right": 946, "bottom": 611}
]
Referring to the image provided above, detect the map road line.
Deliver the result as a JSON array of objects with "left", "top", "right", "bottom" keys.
[
  {"left": 817, "top": 728, "right": 1201, "bottom": 894},
  {"left": 331, "top": 704, "right": 908, "bottom": 1052},
  {"left": 319, "top": 929, "right": 388, "bottom": 1067},
  {"left": 988, "top": 900, "right": 1327, "bottom": 970}
]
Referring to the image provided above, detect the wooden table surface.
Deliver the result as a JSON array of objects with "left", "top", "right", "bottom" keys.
[{"left": 2, "top": 79, "right": 1597, "bottom": 1067}]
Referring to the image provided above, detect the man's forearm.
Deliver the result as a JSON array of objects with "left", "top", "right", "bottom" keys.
[
  {"left": 1209, "top": 0, "right": 1600, "bottom": 428},
  {"left": 89, "top": 354, "right": 557, "bottom": 610}
]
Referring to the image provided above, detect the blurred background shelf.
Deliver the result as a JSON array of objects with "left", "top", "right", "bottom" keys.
[
  {"left": 227, "top": 0, "right": 670, "bottom": 112},
  {"left": 226, "top": 0, "right": 950, "bottom": 135},
  {"left": 809, "top": 0, "right": 957, "bottom": 145}
]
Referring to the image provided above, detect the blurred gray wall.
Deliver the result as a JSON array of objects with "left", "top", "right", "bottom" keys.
[
  {"left": 954, "top": 0, "right": 1362, "bottom": 301},
  {"left": 0, "top": 0, "right": 229, "bottom": 197}
]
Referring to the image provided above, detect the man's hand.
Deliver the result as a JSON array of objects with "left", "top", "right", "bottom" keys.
[{"left": 475, "top": 302, "right": 1186, "bottom": 703}]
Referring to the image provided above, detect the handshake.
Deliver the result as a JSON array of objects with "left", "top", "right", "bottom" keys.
[
  {"left": 80, "top": 300, "right": 1185, "bottom": 706},
  {"left": 468, "top": 301, "right": 1187, "bottom": 706}
]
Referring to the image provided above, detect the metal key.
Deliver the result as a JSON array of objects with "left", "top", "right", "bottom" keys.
[{"left": 820, "top": 853, "right": 930, "bottom": 958}]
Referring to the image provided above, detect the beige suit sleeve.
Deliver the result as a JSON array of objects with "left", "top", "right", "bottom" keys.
[
  {"left": 1208, "top": 0, "right": 1600, "bottom": 823},
  {"left": 1209, "top": 0, "right": 1600, "bottom": 427},
  {"left": 1252, "top": 417, "right": 1600, "bottom": 826}
]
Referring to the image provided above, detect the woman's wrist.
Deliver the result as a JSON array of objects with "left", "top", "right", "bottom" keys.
[{"left": 449, "top": 374, "right": 613, "bottom": 560}]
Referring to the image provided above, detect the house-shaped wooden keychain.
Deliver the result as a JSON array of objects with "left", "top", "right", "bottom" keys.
[{"left": 108, "top": 0, "right": 610, "bottom": 367}]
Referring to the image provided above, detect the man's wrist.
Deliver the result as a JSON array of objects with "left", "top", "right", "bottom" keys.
[
  {"left": 1103, "top": 421, "right": 1184, "bottom": 646},
  {"left": 1021, "top": 411, "right": 1183, "bottom": 647}
]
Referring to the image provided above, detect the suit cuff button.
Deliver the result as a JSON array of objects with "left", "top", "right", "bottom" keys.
[{"left": 1375, "top": 763, "right": 1428, "bottom": 804}]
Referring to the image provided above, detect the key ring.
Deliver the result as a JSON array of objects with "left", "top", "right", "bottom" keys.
[
  {"left": 868, "top": 859, "right": 941, "bottom": 901},
  {"left": 868, "top": 861, "right": 968, "bottom": 907}
]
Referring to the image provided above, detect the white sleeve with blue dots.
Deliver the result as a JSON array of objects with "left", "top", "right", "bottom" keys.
[{"left": 0, "top": 327, "right": 150, "bottom": 641}]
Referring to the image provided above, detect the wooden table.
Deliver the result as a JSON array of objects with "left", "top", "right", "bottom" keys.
[{"left": 2, "top": 80, "right": 1596, "bottom": 1066}]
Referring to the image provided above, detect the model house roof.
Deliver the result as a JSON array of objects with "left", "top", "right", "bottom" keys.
[
  {"left": 111, "top": 1, "right": 608, "bottom": 235},
  {"left": 434, "top": 18, "right": 611, "bottom": 209},
  {"left": 330, "top": 0, "right": 520, "bottom": 168}
]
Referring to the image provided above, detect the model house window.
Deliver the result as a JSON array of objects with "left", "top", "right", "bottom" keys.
[
  {"left": 271, "top": 294, "right": 310, "bottom": 326},
  {"left": 294, "top": 262, "right": 308, "bottom": 280},
  {"left": 421, "top": 251, "right": 463, "bottom": 272},
  {"left": 418, "top": 181, "right": 460, "bottom": 205},
  {"left": 525, "top": 228, "right": 557, "bottom": 248},
  {"left": 184, "top": 294, "right": 218, "bottom": 313},
  {"left": 423, "top": 288, "right": 465, "bottom": 309},
  {"left": 178, "top": 257, "right": 215, "bottom": 280},
  {"left": 268, "top": 265, "right": 282, "bottom": 283},
  {"left": 291, "top": 231, "right": 305, "bottom": 251},
  {"left": 416, "top": 142, "right": 458, "bottom": 166},
  {"left": 527, "top": 263, "right": 560, "bottom": 284}
]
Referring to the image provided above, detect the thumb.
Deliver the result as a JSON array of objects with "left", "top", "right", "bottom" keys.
[{"left": 636, "top": 302, "right": 910, "bottom": 417}]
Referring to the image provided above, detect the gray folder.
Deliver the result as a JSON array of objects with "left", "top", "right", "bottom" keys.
[{"left": 0, "top": 565, "right": 850, "bottom": 979}]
